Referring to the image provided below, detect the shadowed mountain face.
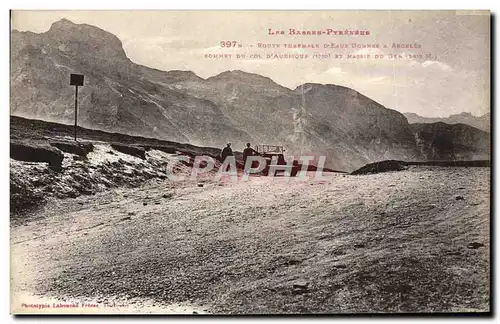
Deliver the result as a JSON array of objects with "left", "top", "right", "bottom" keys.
[
  {"left": 404, "top": 112, "right": 490, "bottom": 133},
  {"left": 410, "top": 122, "right": 490, "bottom": 161},
  {"left": 10, "top": 19, "right": 488, "bottom": 171}
]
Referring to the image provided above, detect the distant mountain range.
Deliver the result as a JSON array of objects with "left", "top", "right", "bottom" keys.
[
  {"left": 10, "top": 19, "right": 490, "bottom": 171},
  {"left": 404, "top": 112, "right": 490, "bottom": 133}
]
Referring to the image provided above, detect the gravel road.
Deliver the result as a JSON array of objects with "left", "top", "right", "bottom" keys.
[{"left": 11, "top": 167, "right": 490, "bottom": 314}]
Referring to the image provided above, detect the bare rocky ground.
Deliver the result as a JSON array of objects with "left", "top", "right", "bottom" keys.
[{"left": 11, "top": 164, "right": 490, "bottom": 314}]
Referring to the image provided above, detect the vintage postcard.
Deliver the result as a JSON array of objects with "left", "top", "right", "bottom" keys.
[{"left": 10, "top": 10, "right": 490, "bottom": 314}]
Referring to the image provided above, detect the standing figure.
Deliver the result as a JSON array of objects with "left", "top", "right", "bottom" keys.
[
  {"left": 221, "top": 143, "right": 233, "bottom": 160},
  {"left": 242, "top": 142, "right": 259, "bottom": 174},
  {"left": 220, "top": 143, "right": 234, "bottom": 171}
]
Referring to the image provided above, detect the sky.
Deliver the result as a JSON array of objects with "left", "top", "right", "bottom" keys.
[{"left": 11, "top": 10, "right": 490, "bottom": 117}]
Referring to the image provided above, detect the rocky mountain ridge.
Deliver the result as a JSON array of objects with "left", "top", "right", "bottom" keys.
[{"left": 11, "top": 19, "right": 490, "bottom": 170}]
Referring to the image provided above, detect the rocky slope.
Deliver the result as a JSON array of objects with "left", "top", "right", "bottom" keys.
[
  {"left": 11, "top": 18, "right": 489, "bottom": 171},
  {"left": 411, "top": 122, "right": 490, "bottom": 161},
  {"left": 404, "top": 112, "right": 490, "bottom": 133},
  {"left": 10, "top": 116, "right": 345, "bottom": 215}
]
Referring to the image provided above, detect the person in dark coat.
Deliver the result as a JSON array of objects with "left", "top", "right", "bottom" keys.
[
  {"left": 220, "top": 143, "right": 233, "bottom": 161},
  {"left": 242, "top": 142, "right": 259, "bottom": 173},
  {"left": 220, "top": 143, "right": 234, "bottom": 172}
]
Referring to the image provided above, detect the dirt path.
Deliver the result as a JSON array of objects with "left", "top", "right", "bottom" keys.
[{"left": 10, "top": 167, "right": 490, "bottom": 314}]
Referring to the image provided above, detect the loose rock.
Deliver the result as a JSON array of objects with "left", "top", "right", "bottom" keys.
[
  {"left": 467, "top": 242, "right": 484, "bottom": 249},
  {"left": 292, "top": 281, "right": 309, "bottom": 294}
]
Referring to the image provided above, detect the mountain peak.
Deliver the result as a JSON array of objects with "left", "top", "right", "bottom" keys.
[
  {"left": 45, "top": 18, "right": 128, "bottom": 61},
  {"left": 209, "top": 70, "right": 277, "bottom": 83},
  {"left": 49, "top": 18, "right": 76, "bottom": 29},
  {"left": 207, "top": 70, "right": 290, "bottom": 92},
  {"left": 164, "top": 70, "right": 204, "bottom": 82},
  {"left": 293, "top": 83, "right": 358, "bottom": 96}
]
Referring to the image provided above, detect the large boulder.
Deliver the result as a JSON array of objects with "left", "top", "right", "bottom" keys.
[
  {"left": 50, "top": 141, "right": 94, "bottom": 157},
  {"left": 111, "top": 144, "right": 146, "bottom": 160},
  {"left": 11, "top": 141, "right": 64, "bottom": 167},
  {"left": 142, "top": 145, "right": 177, "bottom": 154}
]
